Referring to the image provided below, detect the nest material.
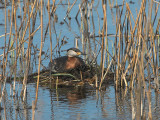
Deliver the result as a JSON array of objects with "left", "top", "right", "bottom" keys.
[{"left": 26, "top": 65, "right": 114, "bottom": 88}]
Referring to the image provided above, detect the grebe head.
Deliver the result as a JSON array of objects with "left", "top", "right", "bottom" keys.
[{"left": 67, "top": 48, "right": 85, "bottom": 57}]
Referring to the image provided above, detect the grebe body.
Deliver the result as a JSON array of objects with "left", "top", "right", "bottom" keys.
[{"left": 49, "top": 48, "right": 86, "bottom": 73}]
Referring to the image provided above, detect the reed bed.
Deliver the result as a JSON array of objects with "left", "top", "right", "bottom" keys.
[
  {"left": 0, "top": 0, "right": 159, "bottom": 119},
  {"left": 100, "top": 0, "right": 159, "bottom": 119}
]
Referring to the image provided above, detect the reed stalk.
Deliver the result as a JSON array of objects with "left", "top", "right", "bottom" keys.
[
  {"left": 22, "top": 0, "right": 32, "bottom": 101},
  {"left": 114, "top": 1, "right": 119, "bottom": 90},
  {"left": 13, "top": 0, "right": 18, "bottom": 97},
  {"left": 4, "top": 0, "right": 7, "bottom": 77},
  {"left": 131, "top": 90, "right": 136, "bottom": 119},
  {"left": 100, "top": 0, "right": 107, "bottom": 89},
  {"left": 3, "top": 94, "right": 7, "bottom": 120},
  {"left": 2, "top": 0, "right": 10, "bottom": 81},
  {"left": 43, "top": 0, "right": 58, "bottom": 44},
  {"left": 56, "top": 76, "right": 58, "bottom": 90},
  {"left": 136, "top": 66, "right": 142, "bottom": 120},
  {"left": 64, "top": 0, "right": 77, "bottom": 20},
  {"left": 99, "top": 3, "right": 109, "bottom": 88},
  {"left": 99, "top": 58, "right": 113, "bottom": 89},
  {"left": 48, "top": 0, "right": 52, "bottom": 63},
  {"left": 35, "top": 0, "right": 43, "bottom": 107},
  {"left": 0, "top": 0, "right": 7, "bottom": 105},
  {"left": 32, "top": 101, "right": 35, "bottom": 120},
  {"left": 146, "top": 86, "right": 152, "bottom": 119},
  {"left": 21, "top": 0, "right": 37, "bottom": 45},
  {"left": 117, "top": 24, "right": 121, "bottom": 87}
]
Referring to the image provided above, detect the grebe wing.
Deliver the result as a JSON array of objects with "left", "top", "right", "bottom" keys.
[{"left": 48, "top": 56, "right": 68, "bottom": 72}]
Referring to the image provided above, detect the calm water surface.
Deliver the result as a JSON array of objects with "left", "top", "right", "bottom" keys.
[{"left": 2, "top": 82, "right": 160, "bottom": 120}]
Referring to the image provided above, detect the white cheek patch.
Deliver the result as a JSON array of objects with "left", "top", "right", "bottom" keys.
[{"left": 67, "top": 50, "right": 77, "bottom": 56}]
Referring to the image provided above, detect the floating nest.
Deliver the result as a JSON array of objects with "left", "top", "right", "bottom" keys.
[{"left": 26, "top": 65, "right": 114, "bottom": 88}]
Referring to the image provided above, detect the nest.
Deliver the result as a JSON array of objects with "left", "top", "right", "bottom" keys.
[{"left": 26, "top": 65, "right": 114, "bottom": 88}]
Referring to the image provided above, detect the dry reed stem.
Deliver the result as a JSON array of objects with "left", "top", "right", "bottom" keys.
[
  {"left": 21, "top": 0, "right": 37, "bottom": 45},
  {"left": 56, "top": 76, "right": 58, "bottom": 90},
  {"left": 64, "top": 0, "right": 77, "bottom": 20},
  {"left": 48, "top": 0, "right": 52, "bottom": 63},
  {"left": 35, "top": 0, "right": 43, "bottom": 107},
  {"left": 121, "top": 58, "right": 135, "bottom": 87},
  {"left": 100, "top": 1, "right": 107, "bottom": 89},
  {"left": 126, "top": 3, "right": 135, "bottom": 23},
  {"left": 0, "top": 33, "right": 10, "bottom": 38},
  {"left": 132, "top": 0, "right": 145, "bottom": 35},
  {"left": 51, "top": 0, "right": 56, "bottom": 13},
  {"left": 24, "top": 25, "right": 41, "bottom": 42},
  {"left": 131, "top": 90, "right": 136, "bottom": 119},
  {"left": 44, "top": 0, "right": 58, "bottom": 42},
  {"left": 2, "top": 0, "right": 12, "bottom": 80},
  {"left": 146, "top": 88, "right": 152, "bottom": 120},
  {"left": 0, "top": 74, "right": 7, "bottom": 103},
  {"left": 22, "top": 0, "right": 32, "bottom": 101},
  {"left": 149, "top": 31, "right": 156, "bottom": 76},
  {"left": 3, "top": 94, "right": 7, "bottom": 120},
  {"left": 130, "top": 50, "right": 138, "bottom": 89},
  {"left": 115, "top": 18, "right": 128, "bottom": 88},
  {"left": 153, "top": 0, "right": 160, "bottom": 4},
  {"left": 1, "top": 0, "right": 7, "bottom": 86},
  {"left": 99, "top": 58, "right": 113, "bottom": 90},
  {"left": 13, "top": 0, "right": 18, "bottom": 97},
  {"left": 152, "top": 2, "right": 159, "bottom": 25},
  {"left": 114, "top": 2, "right": 122, "bottom": 90},
  {"left": 32, "top": 101, "right": 35, "bottom": 120},
  {"left": 4, "top": 0, "right": 7, "bottom": 53},
  {"left": 118, "top": 24, "right": 121, "bottom": 86},
  {"left": 136, "top": 67, "right": 142, "bottom": 120}
]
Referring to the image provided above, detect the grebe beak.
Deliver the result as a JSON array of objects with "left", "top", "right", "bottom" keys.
[{"left": 76, "top": 52, "right": 86, "bottom": 55}]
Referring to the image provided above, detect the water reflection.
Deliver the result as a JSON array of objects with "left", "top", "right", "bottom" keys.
[{"left": 0, "top": 82, "right": 159, "bottom": 120}]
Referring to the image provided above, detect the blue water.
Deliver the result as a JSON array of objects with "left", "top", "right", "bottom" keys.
[{"left": 1, "top": 82, "right": 159, "bottom": 120}]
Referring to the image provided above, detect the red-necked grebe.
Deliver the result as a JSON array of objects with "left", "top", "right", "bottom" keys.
[{"left": 49, "top": 48, "right": 86, "bottom": 73}]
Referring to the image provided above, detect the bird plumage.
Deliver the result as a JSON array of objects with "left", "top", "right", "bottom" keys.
[{"left": 48, "top": 48, "right": 87, "bottom": 73}]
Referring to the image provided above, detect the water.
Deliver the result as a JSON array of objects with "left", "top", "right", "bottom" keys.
[
  {"left": 0, "top": 0, "right": 160, "bottom": 120},
  {"left": 1, "top": 82, "right": 160, "bottom": 120}
]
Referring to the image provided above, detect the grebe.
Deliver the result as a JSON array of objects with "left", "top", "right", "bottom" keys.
[{"left": 49, "top": 48, "right": 86, "bottom": 73}]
